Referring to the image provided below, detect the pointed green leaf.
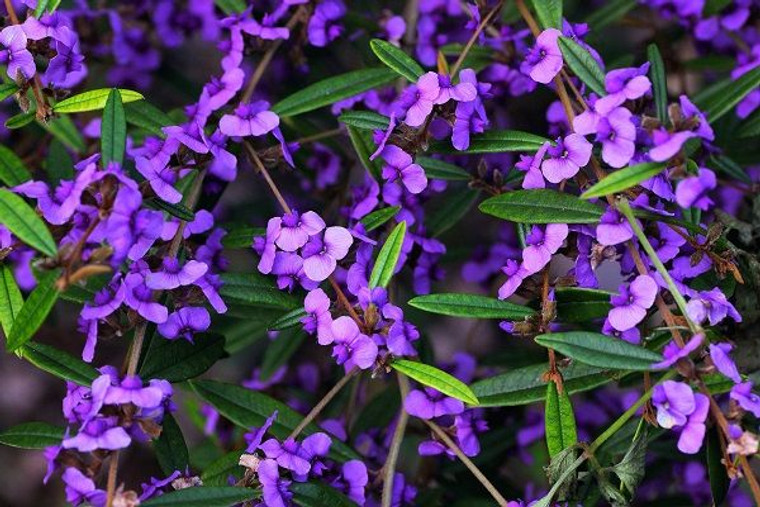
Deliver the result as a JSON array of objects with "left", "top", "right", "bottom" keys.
[
  {"left": 272, "top": 68, "right": 397, "bottom": 117},
  {"left": 34, "top": 0, "right": 50, "bottom": 17},
  {"left": 139, "top": 333, "right": 226, "bottom": 382},
  {"left": 531, "top": 0, "right": 562, "bottom": 29},
  {"left": 391, "top": 359, "right": 479, "bottom": 405},
  {"left": 480, "top": 189, "right": 604, "bottom": 224},
  {"left": 612, "top": 424, "right": 648, "bottom": 495},
  {"left": 707, "top": 155, "right": 752, "bottom": 184},
  {"left": 214, "top": 0, "right": 246, "bottom": 15},
  {"left": 201, "top": 451, "right": 245, "bottom": 486},
  {"left": 260, "top": 329, "right": 306, "bottom": 381},
  {"left": 53, "top": 88, "right": 144, "bottom": 113},
  {"left": 428, "top": 188, "right": 480, "bottom": 237},
  {"left": 360, "top": 206, "right": 401, "bottom": 231},
  {"left": 647, "top": 44, "right": 668, "bottom": 124},
  {"left": 338, "top": 110, "right": 390, "bottom": 130},
  {"left": 0, "top": 189, "right": 57, "bottom": 257},
  {"left": 41, "top": 115, "right": 87, "bottom": 153},
  {"left": 699, "top": 66, "right": 760, "bottom": 122},
  {"left": 0, "top": 422, "right": 65, "bottom": 449},
  {"left": 0, "top": 145, "right": 32, "bottom": 186},
  {"left": 545, "top": 382, "right": 577, "bottom": 457},
  {"left": 221, "top": 224, "right": 264, "bottom": 249},
  {"left": 101, "top": 89, "right": 126, "bottom": 166},
  {"left": 737, "top": 108, "right": 760, "bottom": 139},
  {"left": 0, "top": 82, "right": 18, "bottom": 102},
  {"left": 706, "top": 426, "right": 729, "bottom": 506},
  {"left": 417, "top": 156, "right": 470, "bottom": 181},
  {"left": 369, "top": 221, "right": 406, "bottom": 288},
  {"left": 346, "top": 125, "right": 383, "bottom": 180},
  {"left": 581, "top": 162, "right": 666, "bottom": 199},
  {"left": 408, "top": 293, "right": 535, "bottom": 320},
  {"left": 555, "top": 287, "right": 612, "bottom": 323},
  {"left": 149, "top": 198, "right": 196, "bottom": 221},
  {"left": 141, "top": 486, "right": 259, "bottom": 507},
  {"left": 585, "top": 0, "right": 637, "bottom": 30},
  {"left": 219, "top": 272, "right": 301, "bottom": 310},
  {"left": 125, "top": 100, "right": 173, "bottom": 137},
  {"left": 5, "top": 111, "right": 35, "bottom": 129},
  {"left": 6, "top": 270, "right": 60, "bottom": 352},
  {"left": 268, "top": 307, "right": 308, "bottom": 331},
  {"left": 292, "top": 482, "right": 355, "bottom": 507},
  {"left": 370, "top": 39, "right": 424, "bottom": 82},
  {"left": 20, "top": 341, "right": 98, "bottom": 385},
  {"left": 189, "top": 379, "right": 360, "bottom": 462},
  {"left": 45, "top": 140, "right": 74, "bottom": 185},
  {"left": 0, "top": 264, "right": 24, "bottom": 337},
  {"left": 535, "top": 331, "right": 663, "bottom": 371},
  {"left": 432, "top": 129, "right": 548, "bottom": 154},
  {"left": 153, "top": 413, "right": 189, "bottom": 476},
  {"left": 558, "top": 36, "right": 606, "bottom": 97}
]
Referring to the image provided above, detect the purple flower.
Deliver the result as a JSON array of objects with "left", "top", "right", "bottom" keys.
[
  {"left": 124, "top": 273, "right": 169, "bottom": 323},
  {"left": 452, "top": 68, "right": 491, "bottom": 151},
  {"left": 158, "top": 307, "right": 211, "bottom": 341},
  {"left": 709, "top": 343, "right": 741, "bottom": 384},
  {"left": 595, "top": 63, "right": 651, "bottom": 115},
  {"left": 302, "top": 288, "right": 333, "bottom": 339},
  {"left": 244, "top": 411, "right": 278, "bottom": 452},
  {"left": 335, "top": 460, "right": 368, "bottom": 505},
  {"left": 649, "top": 96, "right": 714, "bottom": 162},
  {"left": 219, "top": 101, "right": 280, "bottom": 137},
  {"left": 687, "top": 287, "right": 741, "bottom": 326},
  {"left": 258, "top": 458, "right": 293, "bottom": 507},
  {"left": 145, "top": 258, "right": 208, "bottom": 290},
  {"left": 380, "top": 145, "right": 428, "bottom": 194},
  {"left": 256, "top": 217, "right": 282, "bottom": 274},
  {"left": 63, "top": 417, "right": 131, "bottom": 452},
  {"left": 271, "top": 252, "right": 318, "bottom": 291},
  {"left": 327, "top": 316, "right": 378, "bottom": 370},
  {"left": 382, "top": 304, "right": 419, "bottom": 357},
  {"left": 277, "top": 210, "right": 326, "bottom": 252},
  {"left": 62, "top": 468, "right": 106, "bottom": 507},
  {"left": 0, "top": 25, "right": 36, "bottom": 80},
  {"left": 731, "top": 382, "right": 760, "bottom": 418},
  {"left": 307, "top": 0, "right": 346, "bottom": 47},
  {"left": 574, "top": 106, "right": 636, "bottom": 168},
  {"left": 400, "top": 72, "right": 441, "bottom": 127},
  {"left": 652, "top": 334, "right": 703, "bottom": 369},
  {"left": 301, "top": 226, "right": 353, "bottom": 282},
  {"left": 675, "top": 168, "right": 716, "bottom": 211},
  {"left": 516, "top": 141, "right": 551, "bottom": 189},
  {"left": 522, "top": 224, "right": 568, "bottom": 274},
  {"left": 405, "top": 387, "right": 465, "bottom": 419},
  {"left": 135, "top": 138, "right": 182, "bottom": 204},
  {"left": 678, "top": 393, "right": 709, "bottom": 454},
  {"left": 522, "top": 28, "right": 563, "bottom": 84},
  {"left": 608, "top": 275, "right": 657, "bottom": 331},
  {"left": 259, "top": 438, "right": 311, "bottom": 476},
  {"left": 541, "top": 134, "right": 592, "bottom": 183},
  {"left": 102, "top": 374, "right": 166, "bottom": 408},
  {"left": 653, "top": 380, "right": 695, "bottom": 429},
  {"left": 596, "top": 207, "right": 633, "bottom": 246},
  {"left": 80, "top": 279, "right": 126, "bottom": 320}
]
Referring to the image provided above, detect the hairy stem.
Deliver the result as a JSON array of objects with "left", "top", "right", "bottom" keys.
[{"left": 382, "top": 373, "right": 411, "bottom": 507}]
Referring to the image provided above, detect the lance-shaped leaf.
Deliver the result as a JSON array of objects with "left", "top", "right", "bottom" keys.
[
  {"left": 141, "top": 486, "right": 259, "bottom": 507},
  {"left": 480, "top": 189, "right": 604, "bottom": 224},
  {"left": 369, "top": 221, "right": 406, "bottom": 288},
  {"left": 360, "top": 206, "right": 400, "bottom": 232},
  {"left": 535, "top": 331, "right": 663, "bottom": 371},
  {"left": 42, "top": 115, "right": 86, "bottom": 153},
  {"left": 708, "top": 155, "right": 752, "bottom": 184},
  {"left": 219, "top": 272, "right": 301, "bottom": 310},
  {"left": 292, "top": 482, "right": 355, "bottom": 507},
  {"left": 268, "top": 307, "right": 308, "bottom": 331},
  {"left": 125, "top": 100, "right": 173, "bottom": 137},
  {"left": 558, "top": 36, "right": 606, "bottom": 97},
  {"left": 0, "top": 422, "right": 65, "bottom": 449},
  {"left": 153, "top": 413, "right": 189, "bottom": 476},
  {"left": 338, "top": 110, "right": 390, "bottom": 130},
  {"left": 531, "top": 0, "right": 562, "bottom": 29},
  {"left": 581, "top": 162, "right": 665, "bottom": 199},
  {"left": 706, "top": 426, "right": 729, "bottom": 506},
  {"left": 698, "top": 66, "right": 760, "bottom": 122},
  {"left": 6, "top": 270, "right": 60, "bottom": 352},
  {"left": 5, "top": 112, "right": 35, "bottom": 129},
  {"left": 101, "top": 89, "right": 126, "bottom": 166},
  {"left": 391, "top": 359, "right": 479, "bottom": 405},
  {"left": 272, "top": 68, "right": 397, "bottom": 117},
  {"left": 53, "top": 88, "right": 144, "bottom": 113},
  {"left": 139, "top": 333, "right": 226, "bottom": 382},
  {"left": 46, "top": 140, "right": 74, "bottom": 185},
  {"left": 148, "top": 198, "right": 196, "bottom": 221},
  {"left": 545, "top": 382, "right": 578, "bottom": 457},
  {"left": 738, "top": 109, "right": 760, "bottom": 139},
  {"left": 432, "top": 129, "right": 548, "bottom": 154},
  {"left": 346, "top": 125, "right": 383, "bottom": 181},
  {"left": 647, "top": 44, "right": 668, "bottom": 123},
  {"left": 370, "top": 38, "right": 424, "bottom": 82},
  {"left": 201, "top": 451, "right": 245, "bottom": 486},
  {"left": 0, "top": 144, "right": 32, "bottom": 186},
  {"left": 555, "top": 287, "right": 612, "bottom": 323},
  {"left": 20, "top": 341, "right": 98, "bottom": 385},
  {"left": 0, "top": 264, "right": 23, "bottom": 337},
  {"left": 417, "top": 156, "right": 470, "bottom": 181},
  {"left": 585, "top": 0, "right": 637, "bottom": 30},
  {"left": 189, "top": 380, "right": 359, "bottom": 462},
  {"left": 428, "top": 188, "right": 480, "bottom": 237},
  {"left": 260, "top": 329, "right": 306, "bottom": 381},
  {"left": 408, "top": 293, "right": 535, "bottom": 320},
  {"left": 221, "top": 224, "right": 264, "bottom": 249},
  {"left": 612, "top": 424, "right": 648, "bottom": 495},
  {"left": 0, "top": 189, "right": 58, "bottom": 257},
  {"left": 0, "top": 82, "right": 18, "bottom": 102},
  {"left": 214, "top": 0, "right": 246, "bottom": 15}
]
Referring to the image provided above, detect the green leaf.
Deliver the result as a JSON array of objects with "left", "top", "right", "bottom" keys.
[
  {"left": 45, "top": 140, "right": 74, "bottom": 185},
  {"left": 53, "top": 88, "right": 144, "bottom": 113},
  {"left": 0, "top": 264, "right": 24, "bottom": 337},
  {"left": 428, "top": 188, "right": 480, "bottom": 237},
  {"left": 221, "top": 224, "right": 263, "bottom": 249},
  {"left": 346, "top": 125, "right": 383, "bottom": 180},
  {"left": 369, "top": 221, "right": 406, "bottom": 289},
  {"left": 555, "top": 287, "right": 612, "bottom": 323},
  {"left": 338, "top": 110, "right": 390, "bottom": 130},
  {"left": 0, "top": 422, "right": 65, "bottom": 449},
  {"left": 581, "top": 162, "right": 665, "bottom": 199},
  {"left": 260, "top": 329, "right": 306, "bottom": 381},
  {"left": 370, "top": 39, "right": 424, "bottom": 82},
  {"left": 272, "top": 68, "right": 397, "bottom": 117},
  {"left": 431, "top": 129, "right": 548, "bottom": 154},
  {"left": 707, "top": 155, "right": 752, "bottom": 184},
  {"left": 558, "top": 36, "right": 606, "bottom": 97},
  {"left": 219, "top": 272, "right": 301, "bottom": 310},
  {"left": 647, "top": 44, "right": 668, "bottom": 124},
  {"left": 360, "top": 206, "right": 400, "bottom": 231},
  {"left": 5, "top": 111, "right": 35, "bottom": 129},
  {"left": 148, "top": 198, "right": 196, "bottom": 221},
  {"left": 479, "top": 189, "right": 604, "bottom": 224},
  {"left": 408, "top": 293, "right": 535, "bottom": 320},
  {"left": 0, "top": 82, "right": 18, "bottom": 102},
  {"left": 534, "top": 331, "right": 663, "bottom": 371},
  {"left": 201, "top": 451, "right": 245, "bottom": 486},
  {"left": 585, "top": 0, "right": 637, "bottom": 30},
  {"left": 0, "top": 189, "right": 57, "bottom": 256},
  {"left": 125, "top": 100, "right": 173, "bottom": 137},
  {"left": 6, "top": 270, "right": 60, "bottom": 352},
  {"left": 139, "top": 333, "right": 226, "bottom": 382},
  {"left": 268, "top": 307, "right": 308, "bottom": 331},
  {"left": 706, "top": 426, "right": 729, "bottom": 506},
  {"left": 544, "top": 382, "right": 577, "bottom": 457},
  {"left": 698, "top": 66, "right": 760, "bottom": 122},
  {"left": 41, "top": 115, "right": 87, "bottom": 153},
  {"left": 471, "top": 362, "right": 615, "bottom": 407},
  {"left": 417, "top": 156, "right": 470, "bottom": 181},
  {"left": 0, "top": 144, "right": 32, "bottom": 186},
  {"left": 141, "top": 486, "right": 259, "bottom": 507},
  {"left": 737, "top": 108, "right": 760, "bottom": 138},
  {"left": 34, "top": 0, "right": 49, "bottom": 17},
  {"left": 101, "top": 89, "right": 126, "bottom": 166},
  {"left": 612, "top": 423, "right": 648, "bottom": 495},
  {"left": 153, "top": 413, "right": 190, "bottom": 476},
  {"left": 189, "top": 380, "right": 359, "bottom": 462},
  {"left": 214, "top": 0, "right": 246, "bottom": 15},
  {"left": 20, "top": 341, "right": 98, "bottom": 385},
  {"left": 531, "top": 0, "right": 562, "bottom": 29},
  {"left": 391, "top": 359, "right": 479, "bottom": 405},
  {"left": 350, "top": 387, "right": 400, "bottom": 438},
  {"left": 292, "top": 482, "right": 355, "bottom": 507}
]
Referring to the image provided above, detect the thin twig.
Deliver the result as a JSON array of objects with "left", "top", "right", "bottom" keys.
[
  {"left": 244, "top": 142, "right": 292, "bottom": 213},
  {"left": 449, "top": 0, "right": 504, "bottom": 77},
  {"left": 105, "top": 450, "right": 120, "bottom": 507},
  {"left": 288, "top": 368, "right": 359, "bottom": 440},
  {"left": 381, "top": 373, "right": 411, "bottom": 507}
]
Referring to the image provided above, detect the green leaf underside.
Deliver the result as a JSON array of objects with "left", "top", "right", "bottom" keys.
[
  {"left": 558, "top": 37, "right": 607, "bottom": 97},
  {"left": 545, "top": 382, "right": 578, "bottom": 457},
  {"left": 480, "top": 189, "right": 604, "bottom": 224},
  {"left": 53, "top": 88, "right": 144, "bottom": 113},
  {"left": 408, "top": 293, "right": 535, "bottom": 319},
  {"left": 141, "top": 486, "right": 259, "bottom": 507},
  {"left": 0, "top": 422, "right": 65, "bottom": 449},
  {"left": 0, "top": 189, "right": 57, "bottom": 256},
  {"left": 535, "top": 331, "right": 663, "bottom": 371},
  {"left": 139, "top": 333, "right": 226, "bottom": 382},
  {"left": 153, "top": 413, "right": 189, "bottom": 476},
  {"left": 369, "top": 221, "right": 407, "bottom": 288},
  {"left": 7, "top": 270, "right": 60, "bottom": 352},
  {"left": 581, "top": 162, "right": 666, "bottom": 199},
  {"left": 532, "top": 0, "right": 562, "bottom": 29},
  {"left": 391, "top": 359, "right": 479, "bottom": 405}
]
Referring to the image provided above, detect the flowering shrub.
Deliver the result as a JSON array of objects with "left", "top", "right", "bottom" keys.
[{"left": 1, "top": 0, "right": 760, "bottom": 506}]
